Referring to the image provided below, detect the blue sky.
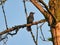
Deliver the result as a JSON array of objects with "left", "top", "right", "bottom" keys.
[{"left": 0, "top": 0, "right": 53, "bottom": 45}]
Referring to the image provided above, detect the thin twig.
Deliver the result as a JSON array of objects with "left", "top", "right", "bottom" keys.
[
  {"left": 36, "top": 25, "right": 38, "bottom": 45},
  {"left": 40, "top": 22, "right": 46, "bottom": 41},
  {"left": 2, "top": 3, "right": 8, "bottom": 30},
  {"left": 30, "top": 31, "right": 36, "bottom": 44},
  {"left": 23, "top": 0, "right": 28, "bottom": 18},
  {"left": 1, "top": 2, "right": 8, "bottom": 45}
]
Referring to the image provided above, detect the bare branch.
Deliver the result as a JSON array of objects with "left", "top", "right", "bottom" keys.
[
  {"left": 39, "top": 0, "right": 56, "bottom": 21},
  {"left": 40, "top": 23, "right": 46, "bottom": 41},
  {"left": 30, "top": 0, "right": 50, "bottom": 17},
  {"left": 38, "top": 0, "right": 48, "bottom": 10},
  {"left": 30, "top": 31, "right": 36, "bottom": 44},
  {"left": 30, "top": 0, "right": 56, "bottom": 26},
  {"left": 23, "top": 0, "right": 28, "bottom": 18},
  {"left": 36, "top": 25, "right": 38, "bottom": 45},
  {"left": 0, "top": 19, "right": 46, "bottom": 35}
]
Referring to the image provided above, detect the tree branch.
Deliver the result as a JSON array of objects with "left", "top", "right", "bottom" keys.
[
  {"left": 38, "top": 0, "right": 48, "bottom": 10},
  {"left": 0, "top": 19, "right": 46, "bottom": 35},
  {"left": 39, "top": 0, "right": 56, "bottom": 21},
  {"left": 30, "top": 0, "right": 56, "bottom": 26},
  {"left": 30, "top": 0, "right": 50, "bottom": 18}
]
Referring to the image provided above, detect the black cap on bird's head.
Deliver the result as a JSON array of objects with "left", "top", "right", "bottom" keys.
[{"left": 30, "top": 12, "right": 35, "bottom": 14}]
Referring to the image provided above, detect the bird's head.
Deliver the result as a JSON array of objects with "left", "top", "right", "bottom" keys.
[
  {"left": 30, "top": 12, "right": 35, "bottom": 14},
  {"left": 29, "top": 12, "right": 35, "bottom": 17}
]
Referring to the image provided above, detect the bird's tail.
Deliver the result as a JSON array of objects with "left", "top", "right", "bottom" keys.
[{"left": 27, "top": 26, "right": 31, "bottom": 31}]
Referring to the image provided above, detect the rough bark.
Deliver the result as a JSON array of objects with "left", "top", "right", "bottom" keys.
[
  {"left": 49, "top": 0, "right": 60, "bottom": 45},
  {"left": 30, "top": 0, "right": 60, "bottom": 45},
  {"left": 51, "top": 23, "right": 60, "bottom": 45}
]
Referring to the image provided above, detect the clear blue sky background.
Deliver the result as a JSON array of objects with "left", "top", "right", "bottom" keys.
[{"left": 0, "top": 0, "right": 53, "bottom": 45}]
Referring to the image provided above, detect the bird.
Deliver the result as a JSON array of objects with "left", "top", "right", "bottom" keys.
[{"left": 27, "top": 12, "right": 34, "bottom": 31}]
